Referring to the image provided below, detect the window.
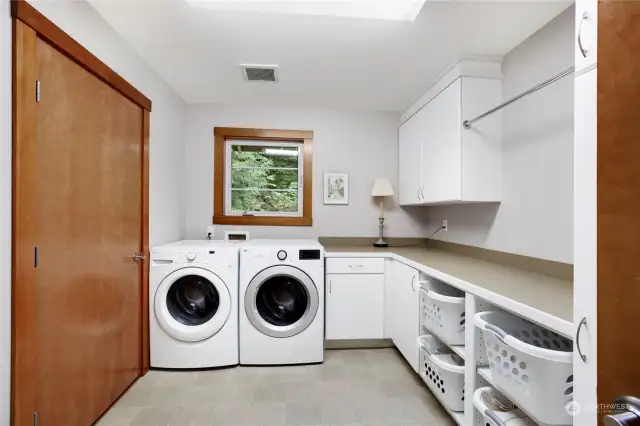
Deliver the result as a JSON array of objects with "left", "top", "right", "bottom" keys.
[{"left": 213, "top": 127, "right": 313, "bottom": 226}]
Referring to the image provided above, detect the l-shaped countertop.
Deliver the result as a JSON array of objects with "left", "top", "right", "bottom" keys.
[{"left": 322, "top": 244, "right": 574, "bottom": 338}]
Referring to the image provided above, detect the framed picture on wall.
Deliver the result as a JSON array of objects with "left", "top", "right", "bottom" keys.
[{"left": 323, "top": 173, "right": 349, "bottom": 205}]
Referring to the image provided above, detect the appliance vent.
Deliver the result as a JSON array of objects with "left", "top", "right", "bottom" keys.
[
  {"left": 224, "top": 230, "right": 250, "bottom": 241},
  {"left": 241, "top": 64, "right": 278, "bottom": 82}
]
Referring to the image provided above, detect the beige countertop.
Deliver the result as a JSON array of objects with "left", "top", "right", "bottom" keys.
[{"left": 323, "top": 245, "right": 573, "bottom": 335}]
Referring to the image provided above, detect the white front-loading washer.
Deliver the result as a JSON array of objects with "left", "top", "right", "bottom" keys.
[
  {"left": 150, "top": 240, "right": 239, "bottom": 368},
  {"left": 239, "top": 239, "right": 324, "bottom": 365}
]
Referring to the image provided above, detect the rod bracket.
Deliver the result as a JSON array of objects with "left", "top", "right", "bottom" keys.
[{"left": 463, "top": 120, "right": 471, "bottom": 129}]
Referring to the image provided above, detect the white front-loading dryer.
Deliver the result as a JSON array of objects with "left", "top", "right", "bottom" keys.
[
  {"left": 150, "top": 240, "right": 239, "bottom": 368},
  {"left": 239, "top": 239, "right": 324, "bottom": 365}
]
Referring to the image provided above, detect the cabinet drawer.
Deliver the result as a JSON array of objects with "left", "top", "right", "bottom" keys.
[{"left": 326, "top": 258, "right": 384, "bottom": 274}]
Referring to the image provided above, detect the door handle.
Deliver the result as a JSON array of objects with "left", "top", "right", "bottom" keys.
[
  {"left": 578, "top": 11, "right": 589, "bottom": 59},
  {"left": 604, "top": 396, "right": 640, "bottom": 426},
  {"left": 576, "top": 316, "right": 588, "bottom": 363},
  {"left": 132, "top": 252, "right": 145, "bottom": 263}
]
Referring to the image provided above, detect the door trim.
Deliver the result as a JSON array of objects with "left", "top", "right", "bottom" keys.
[
  {"left": 11, "top": 4, "right": 152, "bottom": 425},
  {"left": 244, "top": 265, "right": 319, "bottom": 338},
  {"left": 10, "top": 0, "right": 152, "bottom": 112}
]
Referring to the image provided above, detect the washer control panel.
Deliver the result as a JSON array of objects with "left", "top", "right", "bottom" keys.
[
  {"left": 186, "top": 252, "right": 197, "bottom": 261},
  {"left": 299, "top": 249, "right": 321, "bottom": 260},
  {"left": 277, "top": 250, "right": 288, "bottom": 261}
]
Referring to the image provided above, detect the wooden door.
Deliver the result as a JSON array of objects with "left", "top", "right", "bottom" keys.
[
  {"left": 12, "top": 13, "right": 149, "bottom": 424},
  {"left": 596, "top": 1, "right": 640, "bottom": 422}
]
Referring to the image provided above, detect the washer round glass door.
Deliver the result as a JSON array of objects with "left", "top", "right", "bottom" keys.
[
  {"left": 245, "top": 265, "right": 319, "bottom": 338},
  {"left": 155, "top": 267, "right": 231, "bottom": 342}
]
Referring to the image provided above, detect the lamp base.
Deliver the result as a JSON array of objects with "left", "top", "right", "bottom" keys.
[{"left": 373, "top": 241, "right": 389, "bottom": 248}]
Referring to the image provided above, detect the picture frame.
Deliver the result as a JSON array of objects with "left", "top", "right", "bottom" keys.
[{"left": 323, "top": 173, "right": 349, "bottom": 205}]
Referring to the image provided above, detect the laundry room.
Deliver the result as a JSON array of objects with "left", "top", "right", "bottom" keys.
[{"left": 3, "top": 1, "right": 640, "bottom": 426}]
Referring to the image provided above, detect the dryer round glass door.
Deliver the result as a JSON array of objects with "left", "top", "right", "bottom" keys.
[
  {"left": 245, "top": 265, "right": 319, "bottom": 338},
  {"left": 155, "top": 267, "right": 231, "bottom": 342}
]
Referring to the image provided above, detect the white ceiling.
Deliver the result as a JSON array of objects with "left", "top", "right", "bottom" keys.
[{"left": 89, "top": 0, "right": 571, "bottom": 112}]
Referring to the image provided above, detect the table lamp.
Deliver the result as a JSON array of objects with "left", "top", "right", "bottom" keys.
[{"left": 371, "top": 178, "right": 394, "bottom": 247}]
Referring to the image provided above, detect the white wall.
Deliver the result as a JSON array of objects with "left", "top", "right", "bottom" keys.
[
  {"left": 0, "top": 1, "right": 12, "bottom": 424},
  {"left": 184, "top": 105, "right": 429, "bottom": 239},
  {"left": 0, "top": 1, "right": 187, "bottom": 422},
  {"left": 424, "top": 6, "right": 574, "bottom": 264}
]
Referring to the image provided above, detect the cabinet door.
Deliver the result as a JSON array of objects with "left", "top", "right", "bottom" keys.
[
  {"left": 422, "top": 78, "right": 462, "bottom": 203},
  {"left": 573, "top": 69, "right": 597, "bottom": 426},
  {"left": 326, "top": 274, "right": 384, "bottom": 340},
  {"left": 398, "top": 109, "right": 423, "bottom": 205},
  {"left": 392, "top": 262, "right": 419, "bottom": 371},
  {"left": 575, "top": 0, "right": 598, "bottom": 74}
]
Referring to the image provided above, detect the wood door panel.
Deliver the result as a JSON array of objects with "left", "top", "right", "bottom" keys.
[
  {"left": 597, "top": 0, "right": 640, "bottom": 420},
  {"left": 33, "top": 37, "right": 142, "bottom": 425}
]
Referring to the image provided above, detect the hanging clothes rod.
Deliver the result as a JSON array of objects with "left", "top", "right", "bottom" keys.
[{"left": 462, "top": 65, "right": 575, "bottom": 129}]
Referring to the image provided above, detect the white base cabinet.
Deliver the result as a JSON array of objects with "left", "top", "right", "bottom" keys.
[
  {"left": 325, "top": 274, "right": 384, "bottom": 340},
  {"left": 389, "top": 260, "right": 420, "bottom": 372}
]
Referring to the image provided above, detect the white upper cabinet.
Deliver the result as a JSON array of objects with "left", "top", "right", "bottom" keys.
[
  {"left": 422, "top": 79, "right": 462, "bottom": 203},
  {"left": 399, "top": 71, "right": 502, "bottom": 206},
  {"left": 398, "top": 108, "right": 424, "bottom": 205},
  {"left": 575, "top": 0, "right": 598, "bottom": 75}
]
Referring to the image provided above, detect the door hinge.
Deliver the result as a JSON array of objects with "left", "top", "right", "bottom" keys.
[
  {"left": 34, "top": 247, "right": 38, "bottom": 268},
  {"left": 33, "top": 411, "right": 38, "bottom": 426},
  {"left": 36, "top": 80, "right": 41, "bottom": 102}
]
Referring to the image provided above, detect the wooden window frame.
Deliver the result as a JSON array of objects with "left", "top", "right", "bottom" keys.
[{"left": 213, "top": 127, "right": 314, "bottom": 226}]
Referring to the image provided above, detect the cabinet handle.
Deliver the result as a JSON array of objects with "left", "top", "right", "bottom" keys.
[
  {"left": 329, "top": 279, "right": 332, "bottom": 294},
  {"left": 411, "top": 274, "right": 416, "bottom": 292},
  {"left": 576, "top": 316, "right": 587, "bottom": 363},
  {"left": 348, "top": 264, "right": 364, "bottom": 270},
  {"left": 419, "top": 187, "right": 424, "bottom": 200},
  {"left": 578, "top": 11, "right": 589, "bottom": 58},
  {"left": 416, "top": 188, "right": 421, "bottom": 200}
]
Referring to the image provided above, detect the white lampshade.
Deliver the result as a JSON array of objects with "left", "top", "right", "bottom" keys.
[{"left": 371, "top": 178, "right": 394, "bottom": 197}]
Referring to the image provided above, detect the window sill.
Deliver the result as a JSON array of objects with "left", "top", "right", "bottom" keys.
[{"left": 213, "top": 216, "right": 313, "bottom": 227}]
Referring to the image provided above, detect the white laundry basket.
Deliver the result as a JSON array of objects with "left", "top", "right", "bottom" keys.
[
  {"left": 473, "top": 386, "right": 538, "bottom": 426},
  {"left": 419, "top": 334, "right": 465, "bottom": 412},
  {"left": 419, "top": 282, "right": 465, "bottom": 345},
  {"left": 475, "top": 311, "right": 573, "bottom": 425}
]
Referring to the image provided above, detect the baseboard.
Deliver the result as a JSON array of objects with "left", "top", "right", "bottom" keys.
[{"left": 324, "top": 339, "right": 394, "bottom": 349}]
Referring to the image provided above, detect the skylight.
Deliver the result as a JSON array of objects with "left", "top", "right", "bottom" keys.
[{"left": 185, "top": 0, "right": 427, "bottom": 21}]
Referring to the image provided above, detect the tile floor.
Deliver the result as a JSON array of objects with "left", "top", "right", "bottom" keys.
[{"left": 97, "top": 349, "right": 456, "bottom": 426}]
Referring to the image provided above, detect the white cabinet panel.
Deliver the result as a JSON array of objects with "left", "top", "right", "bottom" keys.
[
  {"left": 398, "top": 109, "right": 424, "bottom": 205},
  {"left": 422, "top": 79, "right": 462, "bottom": 203},
  {"left": 383, "top": 259, "right": 395, "bottom": 339},
  {"left": 391, "top": 261, "right": 420, "bottom": 371},
  {"left": 326, "top": 258, "right": 384, "bottom": 274},
  {"left": 326, "top": 274, "right": 384, "bottom": 340},
  {"left": 573, "top": 68, "right": 597, "bottom": 426},
  {"left": 575, "top": 1, "right": 598, "bottom": 75}
]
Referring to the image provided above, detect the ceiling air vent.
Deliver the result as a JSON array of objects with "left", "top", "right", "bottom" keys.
[{"left": 241, "top": 64, "right": 279, "bottom": 82}]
